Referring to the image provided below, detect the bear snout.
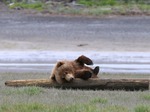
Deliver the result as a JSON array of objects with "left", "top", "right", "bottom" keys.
[
  {"left": 69, "top": 77, "right": 74, "bottom": 82},
  {"left": 65, "top": 74, "right": 75, "bottom": 82}
]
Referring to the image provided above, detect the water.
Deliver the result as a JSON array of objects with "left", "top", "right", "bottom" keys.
[
  {"left": 0, "top": 63, "right": 150, "bottom": 74},
  {"left": 0, "top": 51, "right": 150, "bottom": 74}
]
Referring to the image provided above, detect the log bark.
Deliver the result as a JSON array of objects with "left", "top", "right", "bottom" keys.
[{"left": 5, "top": 78, "right": 150, "bottom": 91}]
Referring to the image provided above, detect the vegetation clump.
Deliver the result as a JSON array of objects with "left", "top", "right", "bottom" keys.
[
  {"left": 78, "top": 0, "right": 117, "bottom": 6},
  {"left": 141, "top": 94, "right": 150, "bottom": 100},
  {"left": 9, "top": 2, "right": 44, "bottom": 11},
  {"left": 134, "top": 105, "right": 150, "bottom": 112},
  {"left": 90, "top": 97, "right": 108, "bottom": 104}
]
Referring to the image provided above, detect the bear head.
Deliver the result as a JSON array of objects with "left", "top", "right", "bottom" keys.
[{"left": 56, "top": 61, "right": 75, "bottom": 83}]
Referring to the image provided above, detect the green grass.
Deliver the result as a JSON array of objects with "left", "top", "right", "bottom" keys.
[
  {"left": 2, "top": 102, "right": 149, "bottom": 112},
  {"left": 77, "top": 0, "right": 150, "bottom": 7},
  {"left": 9, "top": 2, "right": 44, "bottom": 11},
  {"left": 141, "top": 94, "right": 150, "bottom": 101},
  {"left": 90, "top": 97, "right": 108, "bottom": 104},
  {"left": 45, "top": 4, "right": 150, "bottom": 16},
  {"left": 2, "top": 87, "right": 43, "bottom": 96},
  {"left": 7, "top": 0, "right": 150, "bottom": 16},
  {"left": 1, "top": 103, "right": 150, "bottom": 112},
  {"left": 138, "top": 4, "right": 150, "bottom": 11},
  {"left": 0, "top": 102, "right": 129, "bottom": 112},
  {"left": 134, "top": 105, "right": 150, "bottom": 112},
  {"left": 78, "top": 0, "right": 117, "bottom": 6},
  {"left": 82, "top": 7, "right": 112, "bottom": 16},
  {"left": 1, "top": 103, "right": 149, "bottom": 112},
  {"left": 0, "top": 103, "right": 46, "bottom": 112},
  {"left": 102, "top": 105, "right": 129, "bottom": 112},
  {"left": 0, "top": 103, "right": 100, "bottom": 112}
]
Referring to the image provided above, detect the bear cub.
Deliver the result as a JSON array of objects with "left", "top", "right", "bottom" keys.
[{"left": 50, "top": 55, "right": 99, "bottom": 84}]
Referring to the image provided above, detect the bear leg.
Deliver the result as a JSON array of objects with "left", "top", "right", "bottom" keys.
[
  {"left": 75, "top": 55, "right": 93, "bottom": 65},
  {"left": 75, "top": 70, "right": 92, "bottom": 80},
  {"left": 93, "top": 66, "right": 99, "bottom": 75}
]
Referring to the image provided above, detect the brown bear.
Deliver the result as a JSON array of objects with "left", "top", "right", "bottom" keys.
[{"left": 50, "top": 55, "right": 99, "bottom": 84}]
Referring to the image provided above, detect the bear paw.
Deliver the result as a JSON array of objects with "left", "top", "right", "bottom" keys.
[
  {"left": 81, "top": 71, "right": 92, "bottom": 80},
  {"left": 93, "top": 66, "right": 99, "bottom": 75}
]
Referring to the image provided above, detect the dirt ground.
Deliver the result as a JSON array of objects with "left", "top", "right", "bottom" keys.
[{"left": 0, "top": 2, "right": 150, "bottom": 52}]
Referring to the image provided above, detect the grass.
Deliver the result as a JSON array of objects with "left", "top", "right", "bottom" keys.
[
  {"left": 44, "top": 4, "right": 150, "bottom": 16},
  {"left": 7, "top": 0, "right": 150, "bottom": 16},
  {"left": 101, "top": 105, "right": 129, "bottom": 112},
  {"left": 0, "top": 103, "right": 46, "bottom": 112},
  {"left": 9, "top": 2, "right": 44, "bottom": 11},
  {"left": 78, "top": 0, "right": 117, "bottom": 6},
  {"left": 141, "top": 94, "right": 150, "bottom": 101},
  {"left": 0, "top": 103, "right": 131, "bottom": 112},
  {"left": 2, "top": 86, "right": 43, "bottom": 96},
  {"left": 0, "top": 102, "right": 149, "bottom": 112},
  {"left": 0, "top": 72, "right": 150, "bottom": 112},
  {"left": 90, "top": 97, "right": 108, "bottom": 104},
  {"left": 134, "top": 105, "right": 150, "bottom": 112},
  {"left": 138, "top": 4, "right": 150, "bottom": 11},
  {"left": 82, "top": 7, "right": 113, "bottom": 16},
  {"left": 0, "top": 103, "right": 99, "bottom": 112}
]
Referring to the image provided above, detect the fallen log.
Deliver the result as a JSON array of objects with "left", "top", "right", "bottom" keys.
[{"left": 5, "top": 78, "right": 150, "bottom": 91}]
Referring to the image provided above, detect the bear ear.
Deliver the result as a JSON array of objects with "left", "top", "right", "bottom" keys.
[{"left": 56, "top": 61, "right": 64, "bottom": 67}]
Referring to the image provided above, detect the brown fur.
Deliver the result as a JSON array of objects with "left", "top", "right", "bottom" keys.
[{"left": 50, "top": 55, "right": 99, "bottom": 84}]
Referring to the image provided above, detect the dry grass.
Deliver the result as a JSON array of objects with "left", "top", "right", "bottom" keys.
[{"left": 0, "top": 72, "right": 150, "bottom": 112}]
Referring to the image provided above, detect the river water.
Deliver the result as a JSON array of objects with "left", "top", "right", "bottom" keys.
[{"left": 0, "top": 51, "right": 150, "bottom": 74}]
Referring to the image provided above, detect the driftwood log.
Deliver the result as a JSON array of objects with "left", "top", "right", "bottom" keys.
[{"left": 5, "top": 78, "right": 150, "bottom": 91}]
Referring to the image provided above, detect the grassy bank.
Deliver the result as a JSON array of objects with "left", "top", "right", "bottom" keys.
[
  {"left": 7, "top": 0, "right": 150, "bottom": 16},
  {"left": 0, "top": 72, "right": 150, "bottom": 112},
  {"left": 1, "top": 102, "right": 149, "bottom": 112}
]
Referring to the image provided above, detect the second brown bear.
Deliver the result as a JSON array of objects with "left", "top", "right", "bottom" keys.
[{"left": 50, "top": 55, "right": 99, "bottom": 84}]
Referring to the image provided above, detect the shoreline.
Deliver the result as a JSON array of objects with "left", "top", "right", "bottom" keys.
[
  {"left": 0, "top": 51, "right": 150, "bottom": 63},
  {"left": 0, "top": 63, "right": 150, "bottom": 74},
  {"left": 0, "top": 51, "right": 150, "bottom": 74}
]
